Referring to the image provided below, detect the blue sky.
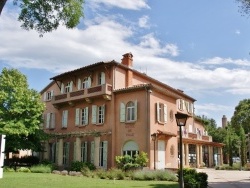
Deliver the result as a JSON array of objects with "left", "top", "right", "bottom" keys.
[{"left": 1, "top": 0, "right": 250, "bottom": 127}]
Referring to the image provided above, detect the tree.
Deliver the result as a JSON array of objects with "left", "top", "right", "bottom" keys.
[
  {"left": 231, "top": 99, "right": 250, "bottom": 134},
  {"left": 0, "top": 0, "right": 84, "bottom": 36},
  {"left": 0, "top": 68, "right": 45, "bottom": 153},
  {"left": 239, "top": 126, "right": 247, "bottom": 166},
  {"left": 237, "top": 0, "right": 250, "bottom": 17}
]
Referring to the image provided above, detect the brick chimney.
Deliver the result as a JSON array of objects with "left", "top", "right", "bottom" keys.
[
  {"left": 222, "top": 115, "right": 227, "bottom": 128},
  {"left": 121, "top": 52, "right": 133, "bottom": 68},
  {"left": 121, "top": 53, "right": 133, "bottom": 87}
]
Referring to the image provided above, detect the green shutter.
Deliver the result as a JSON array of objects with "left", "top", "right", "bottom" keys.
[
  {"left": 75, "top": 108, "right": 80, "bottom": 126},
  {"left": 134, "top": 100, "right": 137, "bottom": 121},
  {"left": 85, "top": 107, "right": 89, "bottom": 125},
  {"left": 92, "top": 105, "right": 97, "bottom": 124},
  {"left": 164, "top": 104, "right": 167, "bottom": 123},
  {"left": 91, "top": 141, "right": 94, "bottom": 164},
  {"left": 120, "top": 102, "right": 125, "bottom": 122},
  {"left": 103, "top": 141, "right": 108, "bottom": 170}
]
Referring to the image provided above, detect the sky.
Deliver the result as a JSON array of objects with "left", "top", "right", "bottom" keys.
[{"left": 0, "top": 0, "right": 250, "bottom": 127}]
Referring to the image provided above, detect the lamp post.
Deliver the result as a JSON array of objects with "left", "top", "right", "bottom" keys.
[
  {"left": 151, "top": 133, "right": 157, "bottom": 170},
  {"left": 175, "top": 113, "right": 188, "bottom": 188}
]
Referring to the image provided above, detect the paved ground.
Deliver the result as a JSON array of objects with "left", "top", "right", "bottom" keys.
[{"left": 196, "top": 168, "right": 250, "bottom": 188}]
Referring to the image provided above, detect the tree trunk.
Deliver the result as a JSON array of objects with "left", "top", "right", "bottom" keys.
[{"left": 0, "top": 0, "right": 7, "bottom": 15}]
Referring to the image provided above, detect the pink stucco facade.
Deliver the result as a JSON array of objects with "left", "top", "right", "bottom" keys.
[{"left": 40, "top": 53, "right": 223, "bottom": 170}]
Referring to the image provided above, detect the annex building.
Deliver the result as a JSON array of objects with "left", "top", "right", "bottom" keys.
[{"left": 40, "top": 53, "right": 223, "bottom": 170}]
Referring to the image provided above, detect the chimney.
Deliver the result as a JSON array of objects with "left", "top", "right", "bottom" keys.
[
  {"left": 222, "top": 115, "right": 227, "bottom": 128},
  {"left": 121, "top": 52, "right": 133, "bottom": 68}
]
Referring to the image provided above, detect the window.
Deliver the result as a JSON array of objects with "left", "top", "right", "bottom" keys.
[
  {"left": 92, "top": 105, "right": 105, "bottom": 124},
  {"left": 75, "top": 107, "right": 89, "bottom": 126},
  {"left": 62, "top": 110, "right": 68, "bottom": 128},
  {"left": 81, "top": 142, "right": 88, "bottom": 162},
  {"left": 99, "top": 141, "right": 108, "bottom": 169},
  {"left": 65, "top": 82, "right": 71, "bottom": 93},
  {"left": 177, "top": 99, "right": 184, "bottom": 111},
  {"left": 49, "top": 143, "right": 56, "bottom": 163},
  {"left": 63, "top": 142, "right": 70, "bottom": 165},
  {"left": 122, "top": 141, "right": 139, "bottom": 158},
  {"left": 78, "top": 77, "right": 91, "bottom": 90},
  {"left": 61, "top": 81, "right": 73, "bottom": 93},
  {"left": 120, "top": 101, "right": 137, "bottom": 123},
  {"left": 46, "top": 113, "right": 55, "bottom": 129},
  {"left": 98, "top": 72, "right": 105, "bottom": 85},
  {"left": 156, "top": 102, "right": 167, "bottom": 123},
  {"left": 43, "top": 90, "right": 54, "bottom": 101}
]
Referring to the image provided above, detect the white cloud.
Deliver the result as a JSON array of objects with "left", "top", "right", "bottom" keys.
[
  {"left": 89, "top": 0, "right": 150, "bottom": 10},
  {"left": 139, "top": 33, "right": 179, "bottom": 56},
  {"left": 138, "top": 15, "right": 150, "bottom": 28},
  {"left": 200, "top": 57, "right": 250, "bottom": 66},
  {"left": 235, "top": 29, "right": 241, "bottom": 35}
]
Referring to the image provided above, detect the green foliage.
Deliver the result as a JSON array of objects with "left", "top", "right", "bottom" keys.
[
  {"left": 16, "top": 167, "right": 31, "bottom": 173},
  {"left": 179, "top": 168, "right": 208, "bottom": 188},
  {"left": 3, "top": 167, "right": 15, "bottom": 172},
  {"left": 0, "top": 68, "right": 46, "bottom": 152},
  {"left": 134, "top": 152, "right": 149, "bottom": 167},
  {"left": 132, "top": 170, "right": 178, "bottom": 181},
  {"left": 115, "top": 152, "right": 149, "bottom": 171},
  {"left": 9, "top": 0, "right": 84, "bottom": 36},
  {"left": 106, "top": 168, "right": 125, "bottom": 180},
  {"left": 237, "top": 0, "right": 250, "bottom": 17},
  {"left": 231, "top": 99, "right": 250, "bottom": 134},
  {"left": 30, "top": 164, "right": 51, "bottom": 173},
  {"left": 81, "top": 166, "right": 94, "bottom": 177},
  {"left": 71, "top": 161, "right": 84, "bottom": 172}
]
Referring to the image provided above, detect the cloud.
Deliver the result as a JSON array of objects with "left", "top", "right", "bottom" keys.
[
  {"left": 139, "top": 33, "right": 179, "bottom": 56},
  {"left": 138, "top": 15, "right": 150, "bottom": 28},
  {"left": 1, "top": 7, "right": 250, "bottom": 98},
  {"left": 200, "top": 57, "right": 250, "bottom": 67},
  {"left": 89, "top": 0, "right": 150, "bottom": 10},
  {"left": 235, "top": 29, "right": 241, "bottom": 35}
]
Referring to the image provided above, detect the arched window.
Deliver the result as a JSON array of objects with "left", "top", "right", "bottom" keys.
[{"left": 122, "top": 141, "right": 139, "bottom": 157}]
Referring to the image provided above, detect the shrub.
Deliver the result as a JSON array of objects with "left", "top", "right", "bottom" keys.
[
  {"left": 155, "top": 170, "right": 178, "bottom": 181},
  {"left": 106, "top": 168, "right": 125, "bottom": 180},
  {"left": 81, "top": 166, "right": 94, "bottom": 177},
  {"left": 16, "top": 167, "right": 31, "bottom": 173},
  {"left": 71, "top": 161, "right": 84, "bottom": 172},
  {"left": 3, "top": 167, "right": 15, "bottom": 172},
  {"left": 132, "top": 170, "right": 178, "bottom": 181},
  {"left": 83, "top": 162, "right": 96, "bottom": 171},
  {"left": 30, "top": 164, "right": 51, "bottom": 173},
  {"left": 95, "top": 169, "right": 107, "bottom": 179},
  {"left": 179, "top": 168, "right": 208, "bottom": 188},
  {"left": 134, "top": 152, "right": 149, "bottom": 167},
  {"left": 40, "top": 159, "right": 57, "bottom": 171}
]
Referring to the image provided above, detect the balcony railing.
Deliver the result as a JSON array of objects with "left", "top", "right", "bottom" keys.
[
  {"left": 52, "top": 84, "right": 112, "bottom": 106},
  {"left": 178, "top": 131, "right": 212, "bottom": 142}
]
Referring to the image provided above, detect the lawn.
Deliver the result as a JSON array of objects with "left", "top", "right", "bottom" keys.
[{"left": 0, "top": 172, "right": 178, "bottom": 188}]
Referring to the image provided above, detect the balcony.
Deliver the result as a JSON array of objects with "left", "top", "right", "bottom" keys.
[
  {"left": 52, "top": 84, "right": 112, "bottom": 107},
  {"left": 178, "top": 131, "right": 212, "bottom": 142}
]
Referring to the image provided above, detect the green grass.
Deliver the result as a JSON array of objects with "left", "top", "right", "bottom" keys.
[{"left": 0, "top": 172, "right": 178, "bottom": 188}]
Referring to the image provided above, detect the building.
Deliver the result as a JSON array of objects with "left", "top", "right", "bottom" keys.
[{"left": 40, "top": 53, "right": 223, "bottom": 170}]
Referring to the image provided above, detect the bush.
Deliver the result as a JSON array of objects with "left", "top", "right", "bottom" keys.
[
  {"left": 16, "top": 167, "right": 31, "bottom": 173},
  {"left": 40, "top": 159, "right": 57, "bottom": 171},
  {"left": 71, "top": 161, "right": 84, "bottom": 172},
  {"left": 115, "top": 152, "right": 149, "bottom": 171},
  {"left": 179, "top": 168, "right": 208, "bottom": 188},
  {"left": 81, "top": 166, "right": 94, "bottom": 177},
  {"left": 106, "top": 168, "right": 125, "bottom": 180},
  {"left": 3, "top": 167, "right": 15, "bottom": 172},
  {"left": 95, "top": 168, "right": 107, "bottom": 179},
  {"left": 30, "top": 164, "right": 51, "bottom": 173},
  {"left": 132, "top": 170, "right": 178, "bottom": 181},
  {"left": 155, "top": 170, "right": 178, "bottom": 181}
]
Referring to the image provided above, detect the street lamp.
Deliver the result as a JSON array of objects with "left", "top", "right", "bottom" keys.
[
  {"left": 175, "top": 113, "right": 189, "bottom": 188},
  {"left": 151, "top": 133, "right": 157, "bottom": 170}
]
